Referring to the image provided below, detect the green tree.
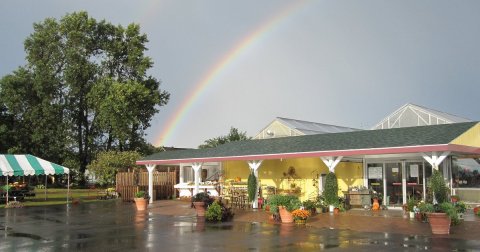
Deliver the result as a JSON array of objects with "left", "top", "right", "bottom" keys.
[
  {"left": 198, "top": 127, "right": 250, "bottom": 149},
  {"left": 323, "top": 172, "right": 339, "bottom": 206},
  {"left": 87, "top": 151, "right": 141, "bottom": 186},
  {"left": 0, "top": 11, "right": 169, "bottom": 184}
]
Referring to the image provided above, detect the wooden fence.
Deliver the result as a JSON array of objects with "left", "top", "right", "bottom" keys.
[{"left": 116, "top": 171, "right": 176, "bottom": 202}]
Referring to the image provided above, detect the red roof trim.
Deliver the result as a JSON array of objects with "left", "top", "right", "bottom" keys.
[{"left": 137, "top": 144, "right": 480, "bottom": 165}]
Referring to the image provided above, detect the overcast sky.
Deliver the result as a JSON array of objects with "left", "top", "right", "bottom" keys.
[{"left": 1, "top": 1, "right": 479, "bottom": 148}]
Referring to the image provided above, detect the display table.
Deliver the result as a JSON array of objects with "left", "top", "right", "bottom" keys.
[
  {"left": 345, "top": 190, "right": 371, "bottom": 207},
  {"left": 174, "top": 183, "right": 219, "bottom": 197}
]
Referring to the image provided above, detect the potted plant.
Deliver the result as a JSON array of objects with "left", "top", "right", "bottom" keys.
[
  {"left": 407, "top": 198, "right": 417, "bottom": 219},
  {"left": 450, "top": 195, "right": 459, "bottom": 203},
  {"left": 291, "top": 209, "right": 310, "bottom": 224},
  {"left": 134, "top": 190, "right": 150, "bottom": 211},
  {"left": 205, "top": 200, "right": 234, "bottom": 222},
  {"left": 302, "top": 200, "right": 317, "bottom": 215},
  {"left": 265, "top": 194, "right": 301, "bottom": 223},
  {"left": 455, "top": 201, "right": 466, "bottom": 220},
  {"left": 323, "top": 172, "right": 338, "bottom": 212},
  {"left": 424, "top": 170, "right": 459, "bottom": 234},
  {"left": 192, "top": 192, "right": 213, "bottom": 217}
]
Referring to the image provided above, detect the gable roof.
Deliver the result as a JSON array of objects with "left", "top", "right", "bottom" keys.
[
  {"left": 276, "top": 117, "right": 361, "bottom": 134},
  {"left": 138, "top": 122, "right": 480, "bottom": 165},
  {"left": 255, "top": 117, "right": 361, "bottom": 139},
  {"left": 373, "top": 103, "right": 471, "bottom": 129}
]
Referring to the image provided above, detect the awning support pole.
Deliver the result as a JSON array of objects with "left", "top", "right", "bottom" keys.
[
  {"left": 146, "top": 164, "right": 156, "bottom": 204},
  {"left": 5, "top": 176, "right": 8, "bottom": 205},
  {"left": 44, "top": 175, "right": 47, "bottom": 201},
  {"left": 192, "top": 163, "right": 203, "bottom": 196},
  {"left": 67, "top": 173, "right": 70, "bottom": 204}
]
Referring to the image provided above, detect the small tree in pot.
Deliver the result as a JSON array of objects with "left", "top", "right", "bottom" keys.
[
  {"left": 134, "top": 191, "right": 150, "bottom": 211},
  {"left": 423, "top": 170, "right": 459, "bottom": 234},
  {"left": 323, "top": 172, "right": 339, "bottom": 212}
]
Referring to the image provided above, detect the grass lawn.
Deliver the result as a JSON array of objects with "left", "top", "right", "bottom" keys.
[{"left": 1, "top": 188, "right": 116, "bottom": 208}]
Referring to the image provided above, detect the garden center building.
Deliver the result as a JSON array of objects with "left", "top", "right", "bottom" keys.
[{"left": 137, "top": 104, "right": 480, "bottom": 207}]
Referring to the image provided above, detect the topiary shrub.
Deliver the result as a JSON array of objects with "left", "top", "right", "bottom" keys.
[
  {"left": 247, "top": 172, "right": 257, "bottom": 202},
  {"left": 429, "top": 170, "right": 448, "bottom": 204},
  {"left": 323, "top": 172, "right": 339, "bottom": 206}
]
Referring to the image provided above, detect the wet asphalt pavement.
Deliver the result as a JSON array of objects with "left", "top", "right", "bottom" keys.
[{"left": 1, "top": 201, "right": 479, "bottom": 251}]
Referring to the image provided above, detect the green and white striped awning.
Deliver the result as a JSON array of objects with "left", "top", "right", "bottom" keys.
[{"left": 0, "top": 154, "right": 69, "bottom": 176}]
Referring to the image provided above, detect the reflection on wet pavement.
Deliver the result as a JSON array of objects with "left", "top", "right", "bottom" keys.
[{"left": 1, "top": 201, "right": 479, "bottom": 251}]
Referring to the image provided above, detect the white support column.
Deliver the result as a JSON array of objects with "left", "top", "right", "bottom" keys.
[
  {"left": 321, "top": 156, "right": 343, "bottom": 173},
  {"left": 422, "top": 151, "right": 450, "bottom": 170},
  {"left": 146, "top": 164, "right": 156, "bottom": 204},
  {"left": 192, "top": 163, "right": 203, "bottom": 196},
  {"left": 247, "top": 160, "right": 263, "bottom": 209},
  {"left": 179, "top": 164, "right": 185, "bottom": 184}
]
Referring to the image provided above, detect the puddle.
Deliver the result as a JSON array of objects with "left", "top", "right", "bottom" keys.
[{"left": 6, "top": 232, "right": 49, "bottom": 242}]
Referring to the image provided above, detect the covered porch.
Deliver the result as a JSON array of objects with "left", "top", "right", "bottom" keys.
[{"left": 137, "top": 122, "right": 480, "bottom": 206}]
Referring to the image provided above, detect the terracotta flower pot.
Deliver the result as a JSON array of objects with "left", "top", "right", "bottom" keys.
[
  {"left": 427, "top": 213, "right": 451, "bottom": 235},
  {"left": 193, "top": 201, "right": 206, "bottom": 217},
  {"left": 372, "top": 198, "right": 380, "bottom": 211},
  {"left": 278, "top": 206, "right": 294, "bottom": 223},
  {"left": 333, "top": 207, "right": 340, "bottom": 214},
  {"left": 134, "top": 198, "right": 148, "bottom": 211}
]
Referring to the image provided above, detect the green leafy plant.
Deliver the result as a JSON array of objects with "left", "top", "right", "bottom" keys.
[
  {"left": 407, "top": 198, "right": 417, "bottom": 212},
  {"left": 135, "top": 191, "right": 149, "bottom": 199},
  {"left": 302, "top": 200, "right": 316, "bottom": 211},
  {"left": 205, "top": 201, "right": 223, "bottom": 222},
  {"left": 192, "top": 192, "right": 213, "bottom": 206},
  {"left": 247, "top": 172, "right": 257, "bottom": 202},
  {"left": 265, "top": 194, "right": 301, "bottom": 214},
  {"left": 205, "top": 200, "right": 234, "bottom": 222},
  {"left": 455, "top": 201, "right": 466, "bottom": 214},
  {"left": 323, "top": 172, "right": 339, "bottom": 206}
]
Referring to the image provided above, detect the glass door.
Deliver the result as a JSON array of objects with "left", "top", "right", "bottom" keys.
[
  {"left": 385, "top": 162, "right": 403, "bottom": 207},
  {"left": 406, "top": 162, "right": 424, "bottom": 201},
  {"left": 367, "top": 163, "right": 383, "bottom": 204}
]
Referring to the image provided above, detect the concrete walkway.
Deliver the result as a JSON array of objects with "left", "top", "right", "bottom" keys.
[{"left": 149, "top": 200, "right": 480, "bottom": 241}]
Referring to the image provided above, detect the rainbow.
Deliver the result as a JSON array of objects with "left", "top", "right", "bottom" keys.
[{"left": 154, "top": 2, "right": 309, "bottom": 147}]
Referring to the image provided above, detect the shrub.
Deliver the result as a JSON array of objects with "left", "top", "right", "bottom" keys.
[
  {"left": 206, "top": 201, "right": 223, "bottom": 222},
  {"left": 247, "top": 172, "right": 257, "bottom": 202},
  {"left": 266, "top": 194, "right": 301, "bottom": 213},
  {"left": 323, "top": 172, "right": 338, "bottom": 206},
  {"left": 5, "top": 201, "right": 24, "bottom": 208},
  {"left": 429, "top": 170, "right": 448, "bottom": 204},
  {"left": 407, "top": 198, "right": 417, "bottom": 212},
  {"left": 302, "top": 200, "right": 316, "bottom": 211},
  {"left": 205, "top": 200, "right": 234, "bottom": 222}
]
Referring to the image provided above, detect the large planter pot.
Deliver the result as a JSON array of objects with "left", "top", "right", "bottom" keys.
[
  {"left": 278, "top": 206, "right": 294, "bottom": 223},
  {"left": 329, "top": 205, "right": 334, "bottom": 213},
  {"left": 409, "top": 211, "right": 415, "bottom": 219},
  {"left": 193, "top": 202, "right": 206, "bottom": 217},
  {"left": 427, "top": 213, "right": 451, "bottom": 235},
  {"left": 134, "top": 198, "right": 149, "bottom": 211},
  {"left": 333, "top": 207, "right": 340, "bottom": 214},
  {"left": 295, "top": 219, "right": 307, "bottom": 225}
]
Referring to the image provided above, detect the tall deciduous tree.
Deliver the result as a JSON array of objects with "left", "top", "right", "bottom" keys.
[
  {"left": 198, "top": 127, "right": 250, "bottom": 149},
  {"left": 0, "top": 12, "right": 169, "bottom": 184}
]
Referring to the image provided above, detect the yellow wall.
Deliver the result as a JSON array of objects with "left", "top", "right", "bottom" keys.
[
  {"left": 223, "top": 158, "right": 364, "bottom": 201},
  {"left": 451, "top": 122, "right": 480, "bottom": 147}
]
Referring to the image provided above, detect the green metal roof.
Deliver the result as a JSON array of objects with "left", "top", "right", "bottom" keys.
[{"left": 139, "top": 122, "right": 478, "bottom": 163}]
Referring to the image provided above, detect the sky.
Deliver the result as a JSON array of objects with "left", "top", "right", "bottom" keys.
[{"left": 1, "top": 1, "right": 479, "bottom": 148}]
